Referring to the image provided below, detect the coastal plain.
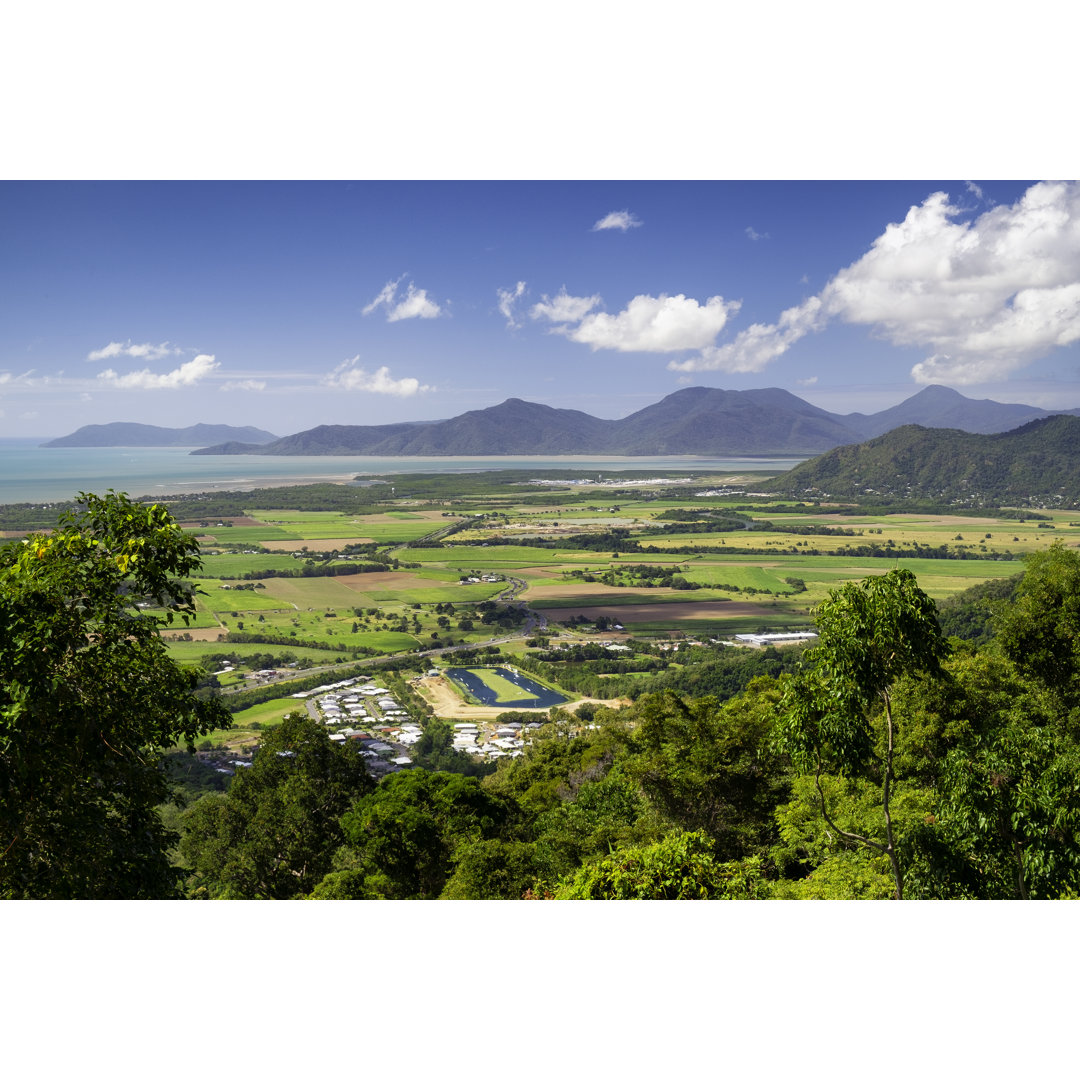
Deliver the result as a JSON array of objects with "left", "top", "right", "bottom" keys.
[{"left": 28, "top": 467, "right": 1046, "bottom": 751}]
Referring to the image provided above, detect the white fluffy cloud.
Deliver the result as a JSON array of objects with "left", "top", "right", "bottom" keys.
[
  {"left": 97, "top": 353, "right": 219, "bottom": 389},
  {"left": 671, "top": 181, "right": 1080, "bottom": 384},
  {"left": 362, "top": 276, "right": 444, "bottom": 321},
  {"left": 592, "top": 210, "right": 643, "bottom": 232},
  {"left": 324, "top": 359, "right": 430, "bottom": 396},
  {"left": 669, "top": 296, "right": 823, "bottom": 374},
  {"left": 530, "top": 288, "right": 602, "bottom": 324},
  {"left": 563, "top": 293, "right": 740, "bottom": 354},
  {"left": 497, "top": 281, "right": 527, "bottom": 329},
  {"left": 87, "top": 340, "right": 182, "bottom": 362},
  {"left": 834, "top": 183, "right": 1080, "bottom": 383}
]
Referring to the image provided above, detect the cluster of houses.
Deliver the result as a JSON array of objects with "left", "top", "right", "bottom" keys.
[
  {"left": 450, "top": 720, "right": 541, "bottom": 758},
  {"left": 294, "top": 678, "right": 420, "bottom": 776}
]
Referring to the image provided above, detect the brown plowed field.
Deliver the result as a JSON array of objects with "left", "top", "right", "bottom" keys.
[
  {"left": 538, "top": 600, "right": 775, "bottom": 623},
  {"left": 334, "top": 571, "right": 447, "bottom": 592}
]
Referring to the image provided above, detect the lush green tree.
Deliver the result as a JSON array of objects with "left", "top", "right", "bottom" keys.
[
  {"left": 324, "top": 769, "right": 520, "bottom": 899},
  {"left": 777, "top": 568, "right": 948, "bottom": 898},
  {"left": 482, "top": 725, "right": 619, "bottom": 814},
  {"left": 891, "top": 577, "right": 1080, "bottom": 899},
  {"left": 0, "top": 491, "right": 231, "bottom": 899},
  {"left": 902, "top": 707, "right": 1080, "bottom": 899},
  {"left": 180, "top": 713, "right": 373, "bottom": 898},
  {"left": 553, "top": 831, "right": 768, "bottom": 900},
  {"left": 993, "top": 543, "right": 1080, "bottom": 718},
  {"left": 440, "top": 838, "right": 541, "bottom": 899},
  {"left": 531, "top": 768, "right": 662, "bottom": 885},
  {"left": 769, "top": 774, "right": 931, "bottom": 899},
  {"left": 618, "top": 680, "right": 788, "bottom": 861}
]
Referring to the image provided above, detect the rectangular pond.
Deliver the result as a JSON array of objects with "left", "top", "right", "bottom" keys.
[{"left": 444, "top": 666, "right": 570, "bottom": 709}]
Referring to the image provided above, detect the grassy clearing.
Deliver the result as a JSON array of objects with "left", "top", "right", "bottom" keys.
[
  {"left": 198, "top": 553, "right": 299, "bottom": 577},
  {"left": 192, "top": 583, "right": 296, "bottom": 613},
  {"left": 256, "top": 577, "right": 378, "bottom": 608},
  {"left": 230, "top": 698, "right": 309, "bottom": 728},
  {"left": 165, "top": 640, "right": 338, "bottom": 664},
  {"left": 200, "top": 526, "right": 299, "bottom": 544}
]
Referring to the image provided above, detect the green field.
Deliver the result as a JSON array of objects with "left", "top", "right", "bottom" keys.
[
  {"left": 164, "top": 640, "right": 340, "bottom": 665},
  {"left": 129, "top": 472, "right": 1078, "bottom": 729}
]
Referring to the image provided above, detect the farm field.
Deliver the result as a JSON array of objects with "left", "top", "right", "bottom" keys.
[{"left": 102, "top": 470, "right": 1080, "bottom": 736}]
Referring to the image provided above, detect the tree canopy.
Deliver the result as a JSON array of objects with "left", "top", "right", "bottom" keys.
[{"left": 0, "top": 491, "right": 231, "bottom": 898}]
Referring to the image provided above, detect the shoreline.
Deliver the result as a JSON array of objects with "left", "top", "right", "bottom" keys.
[{"left": 0, "top": 446, "right": 803, "bottom": 507}]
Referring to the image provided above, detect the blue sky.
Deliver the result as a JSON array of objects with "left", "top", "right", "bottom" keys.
[{"left": 4, "top": 179, "right": 1079, "bottom": 439}]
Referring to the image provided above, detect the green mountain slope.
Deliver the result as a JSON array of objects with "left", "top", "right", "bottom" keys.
[{"left": 763, "top": 415, "right": 1080, "bottom": 507}]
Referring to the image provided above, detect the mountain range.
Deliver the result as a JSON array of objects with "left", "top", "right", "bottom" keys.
[
  {"left": 188, "top": 385, "right": 1080, "bottom": 457},
  {"left": 42, "top": 422, "right": 279, "bottom": 448}
]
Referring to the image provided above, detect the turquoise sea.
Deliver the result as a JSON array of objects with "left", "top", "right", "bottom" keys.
[{"left": 0, "top": 438, "right": 805, "bottom": 505}]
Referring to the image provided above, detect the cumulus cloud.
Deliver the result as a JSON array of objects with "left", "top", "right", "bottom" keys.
[
  {"left": 670, "top": 181, "right": 1080, "bottom": 385},
  {"left": 745, "top": 226, "right": 769, "bottom": 241},
  {"left": 669, "top": 296, "right": 823, "bottom": 374},
  {"left": 362, "top": 276, "right": 444, "bottom": 321},
  {"left": 497, "top": 281, "right": 527, "bottom": 329},
  {"left": 87, "top": 340, "right": 182, "bottom": 362},
  {"left": 97, "top": 353, "right": 219, "bottom": 389},
  {"left": 324, "top": 358, "right": 430, "bottom": 396},
  {"left": 830, "top": 182, "right": 1080, "bottom": 383},
  {"left": 220, "top": 379, "right": 267, "bottom": 392},
  {"left": 564, "top": 293, "right": 740, "bottom": 354},
  {"left": 591, "top": 210, "right": 643, "bottom": 232},
  {"left": 530, "top": 288, "right": 602, "bottom": 324}
]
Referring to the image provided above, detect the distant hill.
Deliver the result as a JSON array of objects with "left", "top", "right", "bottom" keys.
[
  {"left": 840, "top": 384, "right": 1076, "bottom": 439},
  {"left": 190, "top": 384, "right": 1080, "bottom": 458},
  {"left": 604, "top": 386, "right": 858, "bottom": 454},
  {"left": 43, "top": 422, "right": 279, "bottom": 448},
  {"left": 762, "top": 415, "right": 1080, "bottom": 507}
]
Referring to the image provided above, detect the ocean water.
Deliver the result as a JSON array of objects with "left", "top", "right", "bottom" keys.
[{"left": 0, "top": 438, "right": 805, "bottom": 505}]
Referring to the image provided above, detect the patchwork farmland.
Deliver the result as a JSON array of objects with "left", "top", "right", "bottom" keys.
[{"left": 115, "top": 469, "right": 1075, "bottom": 757}]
